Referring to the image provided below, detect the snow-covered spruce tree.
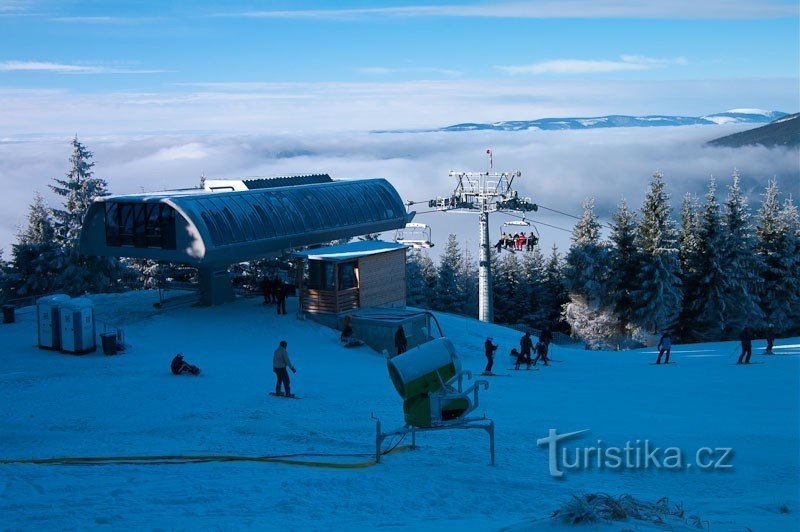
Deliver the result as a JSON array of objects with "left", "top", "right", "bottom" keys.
[
  {"left": 520, "top": 246, "right": 550, "bottom": 328},
  {"left": 542, "top": 243, "right": 569, "bottom": 332},
  {"left": 606, "top": 198, "right": 640, "bottom": 335},
  {"left": 675, "top": 192, "right": 701, "bottom": 339},
  {"left": 686, "top": 178, "right": 728, "bottom": 341},
  {"left": 493, "top": 251, "right": 526, "bottom": 324},
  {"left": 459, "top": 245, "right": 479, "bottom": 317},
  {"left": 630, "top": 172, "right": 682, "bottom": 336},
  {"left": 720, "top": 170, "right": 764, "bottom": 337},
  {"left": 756, "top": 181, "right": 800, "bottom": 335},
  {"left": 563, "top": 199, "right": 617, "bottom": 345},
  {"left": 48, "top": 137, "right": 122, "bottom": 295},
  {"left": 434, "top": 234, "right": 465, "bottom": 312},
  {"left": 11, "top": 192, "right": 59, "bottom": 296},
  {"left": 0, "top": 249, "right": 11, "bottom": 304},
  {"left": 406, "top": 250, "right": 437, "bottom": 309},
  {"left": 775, "top": 198, "right": 800, "bottom": 333}
]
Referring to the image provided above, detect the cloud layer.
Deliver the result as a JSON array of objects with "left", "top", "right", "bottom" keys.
[
  {"left": 227, "top": 1, "right": 798, "bottom": 21},
  {"left": 1, "top": 127, "right": 797, "bottom": 260}
]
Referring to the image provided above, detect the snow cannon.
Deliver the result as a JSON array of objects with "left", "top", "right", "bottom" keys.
[{"left": 387, "top": 337, "right": 488, "bottom": 428}]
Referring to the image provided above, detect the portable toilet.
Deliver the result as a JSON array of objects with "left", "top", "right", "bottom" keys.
[
  {"left": 59, "top": 298, "right": 96, "bottom": 355},
  {"left": 37, "top": 294, "right": 70, "bottom": 350}
]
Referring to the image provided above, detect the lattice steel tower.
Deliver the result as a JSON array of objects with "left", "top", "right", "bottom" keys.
[{"left": 428, "top": 170, "right": 537, "bottom": 322}]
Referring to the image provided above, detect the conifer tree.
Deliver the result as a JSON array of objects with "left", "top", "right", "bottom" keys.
[
  {"left": 459, "top": 245, "right": 479, "bottom": 316},
  {"left": 687, "top": 178, "right": 728, "bottom": 340},
  {"left": 756, "top": 182, "right": 800, "bottom": 334},
  {"left": 48, "top": 137, "right": 122, "bottom": 294},
  {"left": 520, "top": 246, "right": 549, "bottom": 328},
  {"left": 563, "top": 199, "right": 616, "bottom": 344},
  {"left": 606, "top": 198, "right": 639, "bottom": 334},
  {"left": 406, "top": 251, "right": 437, "bottom": 308},
  {"left": 434, "top": 234, "right": 465, "bottom": 312},
  {"left": 720, "top": 170, "right": 764, "bottom": 337},
  {"left": 12, "top": 192, "right": 58, "bottom": 296},
  {"left": 493, "top": 251, "right": 525, "bottom": 324},
  {"left": 676, "top": 193, "right": 702, "bottom": 340},
  {"left": 0, "top": 249, "right": 10, "bottom": 304},
  {"left": 631, "top": 172, "right": 682, "bottom": 335},
  {"left": 543, "top": 244, "right": 568, "bottom": 332}
]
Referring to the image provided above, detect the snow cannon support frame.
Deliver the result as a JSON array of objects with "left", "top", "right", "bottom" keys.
[{"left": 372, "top": 414, "right": 495, "bottom": 466}]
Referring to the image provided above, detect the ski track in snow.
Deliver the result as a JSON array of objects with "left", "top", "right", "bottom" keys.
[{"left": 0, "top": 291, "right": 798, "bottom": 530}]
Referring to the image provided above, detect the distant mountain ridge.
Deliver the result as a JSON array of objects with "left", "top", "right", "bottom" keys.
[
  {"left": 708, "top": 113, "right": 800, "bottom": 148},
  {"left": 436, "top": 109, "right": 787, "bottom": 132}
]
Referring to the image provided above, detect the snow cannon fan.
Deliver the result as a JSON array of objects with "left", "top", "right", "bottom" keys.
[{"left": 387, "top": 337, "right": 488, "bottom": 428}]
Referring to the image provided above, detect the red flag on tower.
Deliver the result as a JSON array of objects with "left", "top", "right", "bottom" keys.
[{"left": 486, "top": 148, "right": 492, "bottom": 169}]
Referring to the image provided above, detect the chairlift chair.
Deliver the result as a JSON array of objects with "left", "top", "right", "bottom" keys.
[
  {"left": 395, "top": 222, "right": 434, "bottom": 249},
  {"left": 498, "top": 218, "right": 539, "bottom": 250}
]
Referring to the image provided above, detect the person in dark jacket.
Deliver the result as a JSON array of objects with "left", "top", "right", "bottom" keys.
[
  {"left": 262, "top": 276, "right": 273, "bottom": 304},
  {"left": 656, "top": 332, "right": 671, "bottom": 364},
  {"left": 394, "top": 325, "right": 408, "bottom": 355},
  {"left": 171, "top": 353, "right": 200, "bottom": 375},
  {"left": 520, "top": 332, "right": 533, "bottom": 369},
  {"left": 532, "top": 340, "right": 549, "bottom": 366},
  {"left": 275, "top": 280, "right": 287, "bottom": 315},
  {"left": 738, "top": 327, "right": 753, "bottom": 364},
  {"left": 484, "top": 337, "right": 498, "bottom": 374}
]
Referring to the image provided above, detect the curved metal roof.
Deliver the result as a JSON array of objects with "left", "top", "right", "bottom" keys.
[
  {"left": 170, "top": 179, "right": 406, "bottom": 248},
  {"left": 83, "top": 178, "right": 411, "bottom": 266}
]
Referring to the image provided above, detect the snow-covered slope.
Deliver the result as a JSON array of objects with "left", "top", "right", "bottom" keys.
[{"left": 1, "top": 291, "right": 798, "bottom": 530}]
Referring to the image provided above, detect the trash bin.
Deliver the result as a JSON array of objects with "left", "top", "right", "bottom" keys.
[
  {"left": 2, "top": 304, "right": 14, "bottom": 324},
  {"left": 100, "top": 332, "right": 117, "bottom": 355}
]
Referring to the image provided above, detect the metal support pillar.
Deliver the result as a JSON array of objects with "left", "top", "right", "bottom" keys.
[{"left": 478, "top": 210, "right": 493, "bottom": 323}]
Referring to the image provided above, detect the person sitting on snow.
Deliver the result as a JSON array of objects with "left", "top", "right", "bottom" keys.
[
  {"left": 171, "top": 353, "right": 200, "bottom": 375},
  {"left": 511, "top": 348, "right": 527, "bottom": 370}
]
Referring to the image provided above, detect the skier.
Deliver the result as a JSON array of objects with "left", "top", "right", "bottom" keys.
[
  {"left": 765, "top": 324, "right": 775, "bottom": 354},
  {"left": 272, "top": 340, "right": 297, "bottom": 397},
  {"left": 656, "top": 331, "right": 671, "bottom": 364},
  {"left": 394, "top": 325, "right": 407, "bottom": 355},
  {"left": 539, "top": 327, "right": 554, "bottom": 359},
  {"left": 261, "top": 276, "right": 272, "bottom": 304},
  {"left": 275, "top": 280, "right": 287, "bottom": 315},
  {"left": 170, "top": 353, "right": 200, "bottom": 375},
  {"left": 520, "top": 331, "right": 533, "bottom": 369},
  {"left": 737, "top": 327, "right": 753, "bottom": 364},
  {"left": 532, "top": 340, "right": 549, "bottom": 366},
  {"left": 511, "top": 348, "right": 526, "bottom": 370},
  {"left": 484, "top": 337, "right": 498, "bottom": 374}
]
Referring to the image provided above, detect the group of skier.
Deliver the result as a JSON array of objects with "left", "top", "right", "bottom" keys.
[
  {"left": 261, "top": 276, "right": 288, "bottom": 315},
  {"left": 494, "top": 232, "right": 538, "bottom": 253},
  {"left": 483, "top": 328, "right": 554, "bottom": 375},
  {"left": 655, "top": 325, "right": 777, "bottom": 366}
]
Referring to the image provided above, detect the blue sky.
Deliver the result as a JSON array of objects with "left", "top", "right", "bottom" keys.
[{"left": 0, "top": 0, "right": 797, "bottom": 135}]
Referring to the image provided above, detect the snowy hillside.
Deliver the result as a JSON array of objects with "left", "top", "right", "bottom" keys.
[{"left": 1, "top": 291, "right": 798, "bottom": 530}]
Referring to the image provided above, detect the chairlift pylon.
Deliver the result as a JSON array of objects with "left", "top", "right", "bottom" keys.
[{"left": 395, "top": 222, "right": 434, "bottom": 249}]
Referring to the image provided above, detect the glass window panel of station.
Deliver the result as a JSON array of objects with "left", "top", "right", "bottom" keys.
[
  {"left": 338, "top": 261, "right": 358, "bottom": 290},
  {"left": 104, "top": 203, "right": 120, "bottom": 246},
  {"left": 118, "top": 203, "right": 135, "bottom": 246},
  {"left": 341, "top": 184, "right": 370, "bottom": 224}
]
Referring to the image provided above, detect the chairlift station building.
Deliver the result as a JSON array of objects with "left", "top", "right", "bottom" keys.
[{"left": 80, "top": 175, "right": 412, "bottom": 306}]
